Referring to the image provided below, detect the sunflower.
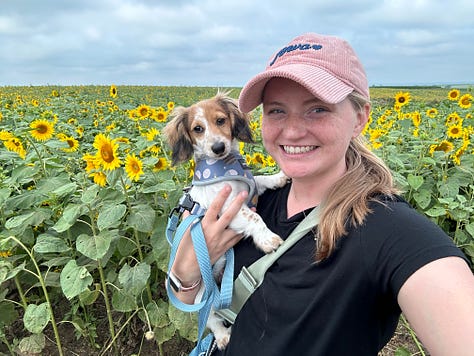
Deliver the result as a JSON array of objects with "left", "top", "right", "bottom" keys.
[
  {"left": 445, "top": 112, "right": 462, "bottom": 127},
  {"left": 61, "top": 136, "right": 80, "bottom": 152},
  {"left": 30, "top": 119, "right": 55, "bottom": 141},
  {"left": 83, "top": 153, "right": 99, "bottom": 173},
  {"left": 251, "top": 152, "right": 266, "bottom": 167},
  {"left": 447, "top": 125, "right": 463, "bottom": 139},
  {"left": 429, "top": 140, "right": 454, "bottom": 154},
  {"left": 93, "top": 133, "right": 122, "bottom": 171},
  {"left": 458, "top": 93, "right": 472, "bottom": 109},
  {"left": 167, "top": 101, "right": 175, "bottom": 111},
  {"left": 153, "top": 110, "right": 167, "bottom": 123},
  {"left": 153, "top": 157, "right": 169, "bottom": 172},
  {"left": 76, "top": 126, "right": 84, "bottom": 138},
  {"left": 0, "top": 130, "right": 14, "bottom": 140},
  {"left": 136, "top": 104, "right": 152, "bottom": 119},
  {"left": 394, "top": 92, "right": 411, "bottom": 107},
  {"left": 124, "top": 154, "right": 144, "bottom": 181},
  {"left": 4, "top": 137, "right": 27, "bottom": 159},
  {"left": 447, "top": 89, "right": 460, "bottom": 101},
  {"left": 411, "top": 112, "right": 421, "bottom": 127},
  {"left": 266, "top": 155, "right": 276, "bottom": 167},
  {"left": 426, "top": 108, "right": 438, "bottom": 118},
  {"left": 109, "top": 84, "right": 118, "bottom": 99},
  {"left": 145, "top": 127, "right": 160, "bottom": 141},
  {"left": 90, "top": 171, "right": 107, "bottom": 187}
]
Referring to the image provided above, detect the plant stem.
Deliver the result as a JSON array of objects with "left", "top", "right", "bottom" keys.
[
  {"left": 6, "top": 236, "right": 64, "bottom": 356},
  {"left": 24, "top": 137, "right": 48, "bottom": 177},
  {"left": 1, "top": 335, "right": 15, "bottom": 356},
  {"left": 120, "top": 176, "right": 153, "bottom": 303},
  {"left": 13, "top": 275, "right": 28, "bottom": 309},
  {"left": 401, "top": 315, "right": 426, "bottom": 356},
  {"left": 99, "top": 309, "right": 138, "bottom": 356},
  {"left": 97, "top": 260, "right": 117, "bottom": 353}
]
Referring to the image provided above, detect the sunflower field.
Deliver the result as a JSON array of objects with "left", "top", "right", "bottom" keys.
[{"left": 0, "top": 85, "right": 473, "bottom": 355}]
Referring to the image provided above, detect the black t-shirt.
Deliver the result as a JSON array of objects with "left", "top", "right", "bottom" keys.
[{"left": 214, "top": 183, "right": 468, "bottom": 356}]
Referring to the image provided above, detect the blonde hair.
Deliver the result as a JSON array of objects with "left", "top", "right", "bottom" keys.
[{"left": 315, "top": 92, "right": 399, "bottom": 262}]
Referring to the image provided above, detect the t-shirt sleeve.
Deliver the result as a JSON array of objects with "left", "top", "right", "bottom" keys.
[{"left": 361, "top": 200, "right": 469, "bottom": 300}]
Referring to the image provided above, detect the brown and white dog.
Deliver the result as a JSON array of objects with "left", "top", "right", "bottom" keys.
[{"left": 163, "top": 91, "right": 287, "bottom": 349}]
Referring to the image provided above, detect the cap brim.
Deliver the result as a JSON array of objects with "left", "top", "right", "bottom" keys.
[{"left": 239, "top": 64, "right": 353, "bottom": 113}]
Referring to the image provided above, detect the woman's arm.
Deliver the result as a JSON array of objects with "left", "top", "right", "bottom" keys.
[
  {"left": 169, "top": 185, "right": 246, "bottom": 304},
  {"left": 398, "top": 256, "right": 474, "bottom": 356}
]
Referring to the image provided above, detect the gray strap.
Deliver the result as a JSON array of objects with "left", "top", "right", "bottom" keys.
[{"left": 216, "top": 206, "right": 320, "bottom": 324}]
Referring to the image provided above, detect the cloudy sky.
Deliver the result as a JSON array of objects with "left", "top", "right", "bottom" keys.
[{"left": 0, "top": 0, "right": 472, "bottom": 87}]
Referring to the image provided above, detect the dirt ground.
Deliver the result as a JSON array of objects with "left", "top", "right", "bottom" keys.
[{"left": 1, "top": 301, "right": 425, "bottom": 356}]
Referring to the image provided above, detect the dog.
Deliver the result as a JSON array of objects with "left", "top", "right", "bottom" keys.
[{"left": 163, "top": 91, "right": 288, "bottom": 349}]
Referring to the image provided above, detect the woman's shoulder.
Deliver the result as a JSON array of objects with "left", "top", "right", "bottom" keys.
[{"left": 365, "top": 194, "right": 433, "bottom": 228}]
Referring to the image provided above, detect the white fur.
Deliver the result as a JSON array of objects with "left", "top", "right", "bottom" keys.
[{"left": 164, "top": 94, "right": 288, "bottom": 350}]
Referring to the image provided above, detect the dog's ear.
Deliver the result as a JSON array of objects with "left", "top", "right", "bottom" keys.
[
  {"left": 162, "top": 107, "right": 194, "bottom": 165},
  {"left": 217, "top": 93, "right": 255, "bottom": 143},
  {"left": 232, "top": 112, "right": 254, "bottom": 143}
]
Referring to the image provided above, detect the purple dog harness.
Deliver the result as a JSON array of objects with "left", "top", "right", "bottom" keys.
[{"left": 192, "top": 151, "right": 258, "bottom": 209}]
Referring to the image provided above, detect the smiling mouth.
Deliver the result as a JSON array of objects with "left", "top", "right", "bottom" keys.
[{"left": 282, "top": 145, "right": 317, "bottom": 154}]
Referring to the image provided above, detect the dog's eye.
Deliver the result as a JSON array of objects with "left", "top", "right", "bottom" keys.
[
  {"left": 216, "top": 117, "right": 226, "bottom": 126},
  {"left": 193, "top": 125, "right": 204, "bottom": 133}
]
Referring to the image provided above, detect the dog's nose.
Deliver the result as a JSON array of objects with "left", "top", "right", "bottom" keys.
[{"left": 211, "top": 142, "right": 226, "bottom": 155}]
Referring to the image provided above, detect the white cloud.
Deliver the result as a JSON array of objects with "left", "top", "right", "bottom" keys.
[{"left": 0, "top": 0, "right": 472, "bottom": 86}]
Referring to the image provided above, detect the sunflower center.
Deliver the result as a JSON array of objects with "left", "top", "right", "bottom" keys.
[
  {"left": 101, "top": 145, "right": 115, "bottom": 163},
  {"left": 37, "top": 125, "right": 48, "bottom": 134}
]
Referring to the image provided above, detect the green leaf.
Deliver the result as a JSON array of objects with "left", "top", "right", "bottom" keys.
[
  {"left": 0, "top": 188, "right": 11, "bottom": 205},
  {"left": 465, "top": 223, "right": 474, "bottom": 238},
  {"left": 127, "top": 204, "right": 155, "bottom": 233},
  {"left": 51, "top": 182, "right": 77, "bottom": 198},
  {"left": 413, "top": 189, "right": 431, "bottom": 209},
  {"left": 394, "top": 347, "right": 412, "bottom": 356},
  {"left": 81, "top": 184, "right": 100, "bottom": 204},
  {"left": 60, "top": 260, "right": 93, "bottom": 300},
  {"left": 407, "top": 174, "right": 423, "bottom": 191},
  {"left": 118, "top": 262, "right": 151, "bottom": 296},
  {"left": 76, "top": 232, "right": 112, "bottom": 260},
  {"left": 112, "top": 289, "right": 137, "bottom": 312},
  {"left": 5, "top": 211, "right": 36, "bottom": 229},
  {"left": 168, "top": 304, "right": 197, "bottom": 341},
  {"left": 34, "top": 234, "right": 70, "bottom": 253},
  {"left": 425, "top": 206, "right": 446, "bottom": 217},
  {"left": 438, "top": 180, "right": 459, "bottom": 198},
  {"left": 0, "top": 301, "right": 19, "bottom": 327},
  {"left": 97, "top": 204, "right": 127, "bottom": 231},
  {"left": 18, "top": 333, "right": 46, "bottom": 354},
  {"left": 24, "top": 303, "right": 50, "bottom": 333},
  {"left": 79, "top": 284, "right": 101, "bottom": 306},
  {"left": 144, "top": 300, "right": 170, "bottom": 328},
  {"left": 0, "top": 261, "right": 26, "bottom": 283},
  {"left": 52, "top": 203, "right": 88, "bottom": 233}
]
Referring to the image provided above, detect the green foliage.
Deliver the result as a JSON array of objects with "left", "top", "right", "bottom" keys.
[{"left": 0, "top": 85, "right": 472, "bottom": 355}]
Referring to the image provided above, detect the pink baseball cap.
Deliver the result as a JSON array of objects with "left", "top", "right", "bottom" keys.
[{"left": 239, "top": 33, "right": 369, "bottom": 112}]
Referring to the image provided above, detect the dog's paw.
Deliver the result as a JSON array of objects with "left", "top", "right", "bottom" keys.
[
  {"left": 273, "top": 170, "right": 289, "bottom": 188},
  {"left": 214, "top": 327, "right": 231, "bottom": 350},
  {"left": 255, "top": 233, "right": 283, "bottom": 253}
]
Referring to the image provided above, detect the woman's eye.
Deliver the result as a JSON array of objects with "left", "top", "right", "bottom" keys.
[
  {"left": 311, "top": 107, "right": 326, "bottom": 113},
  {"left": 267, "top": 108, "right": 284, "bottom": 115},
  {"left": 193, "top": 125, "right": 204, "bottom": 133},
  {"left": 216, "top": 117, "right": 226, "bottom": 126}
]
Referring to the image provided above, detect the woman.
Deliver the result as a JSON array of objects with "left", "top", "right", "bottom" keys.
[{"left": 169, "top": 33, "right": 474, "bottom": 355}]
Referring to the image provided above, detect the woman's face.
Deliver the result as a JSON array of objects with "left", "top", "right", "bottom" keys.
[{"left": 261, "top": 78, "right": 369, "bottom": 183}]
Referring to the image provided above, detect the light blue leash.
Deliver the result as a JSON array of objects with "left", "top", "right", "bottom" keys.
[{"left": 166, "top": 213, "right": 234, "bottom": 355}]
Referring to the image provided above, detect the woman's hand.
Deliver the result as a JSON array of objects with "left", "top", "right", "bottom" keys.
[{"left": 170, "top": 185, "right": 246, "bottom": 302}]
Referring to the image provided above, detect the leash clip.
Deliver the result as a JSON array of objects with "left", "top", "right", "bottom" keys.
[{"left": 168, "top": 187, "right": 196, "bottom": 219}]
